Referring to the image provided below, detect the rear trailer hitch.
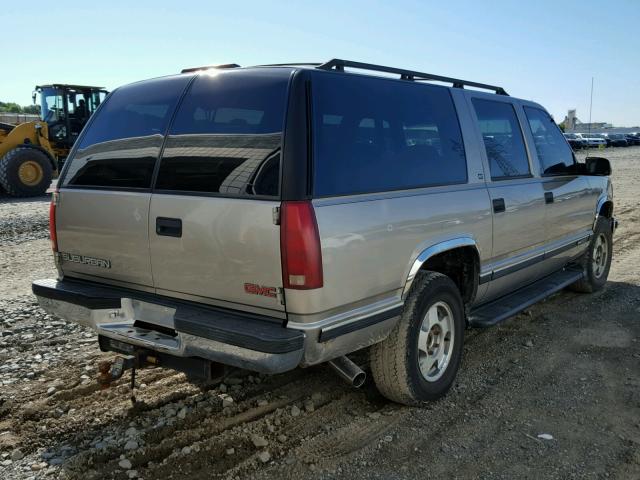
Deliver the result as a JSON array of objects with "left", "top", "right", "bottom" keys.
[
  {"left": 97, "top": 352, "right": 159, "bottom": 405},
  {"left": 95, "top": 344, "right": 229, "bottom": 404}
]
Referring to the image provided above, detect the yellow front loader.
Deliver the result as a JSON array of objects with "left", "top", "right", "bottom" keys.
[{"left": 0, "top": 84, "right": 107, "bottom": 197}]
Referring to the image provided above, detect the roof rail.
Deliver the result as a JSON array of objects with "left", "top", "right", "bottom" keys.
[
  {"left": 180, "top": 63, "right": 241, "bottom": 74},
  {"left": 317, "top": 59, "right": 508, "bottom": 96},
  {"left": 254, "top": 62, "right": 323, "bottom": 67}
]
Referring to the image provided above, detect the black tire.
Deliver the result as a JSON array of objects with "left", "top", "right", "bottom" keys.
[
  {"left": 569, "top": 217, "right": 613, "bottom": 293},
  {"left": 370, "top": 271, "right": 465, "bottom": 405},
  {"left": 0, "top": 147, "right": 53, "bottom": 197}
]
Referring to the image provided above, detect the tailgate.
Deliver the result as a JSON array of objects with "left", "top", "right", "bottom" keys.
[
  {"left": 55, "top": 75, "right": 192, "bottom": 288},
  {"left": 56, "top": 189, "right": 154, "bottom": 287},
  {"left": 149, "top": 194, "right": 284, "bottom": 312},
  {"left": 148, "top": 69, "right": 291, "bottom": 314}
]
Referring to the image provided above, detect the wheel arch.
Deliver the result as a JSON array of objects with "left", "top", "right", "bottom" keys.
[
  {"left": 594, "top": 195, "right": 614, "bottom": 231},
  {"left": 402, "top": 238, "right": 480, "bottom": 306},
  {"left": 15, "top": 143, "right": 57, "bottom": 171},
  {"left": 596, "top": 197, "right": 613, "bottom": 219}
]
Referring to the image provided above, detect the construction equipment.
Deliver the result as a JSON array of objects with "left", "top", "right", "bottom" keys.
[{"left": 0, "top": 84, "right": 108, "bottom": 197}]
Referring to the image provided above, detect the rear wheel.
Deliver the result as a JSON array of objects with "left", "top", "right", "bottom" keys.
[
  {"left": 569, "top": 217, "right": 613, "bottom": 293},
  {"left": 370, "top": 271, "right": 464, "bottom": 405},
  {"left": 0, "top": 147, "right": 53, "bottom": 197}
]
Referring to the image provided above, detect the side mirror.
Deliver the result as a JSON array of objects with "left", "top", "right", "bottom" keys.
[
  {"left": 32, "top": 92, "right": 37, "bottom": 104},
  {"left": 585, "top": 157, "right": 611, "bottom": 176}
]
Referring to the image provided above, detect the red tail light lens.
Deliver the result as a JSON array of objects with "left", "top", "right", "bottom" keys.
[
  {"left": 49, "top": 191, "right": 58, "bottom": 252},
  {"left": 280, "top": 201, "right": 323, "bottom": 290}
]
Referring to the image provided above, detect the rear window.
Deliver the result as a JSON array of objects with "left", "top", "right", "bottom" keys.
[
  {"left": 62, "top": 75, "right": 190, "bottom": 189},
  {"left": 311, "top": 72, "right": 467, "bottom": 197},
  {"left": 154, "top": 70, "right": 289, "bottom": 197}
]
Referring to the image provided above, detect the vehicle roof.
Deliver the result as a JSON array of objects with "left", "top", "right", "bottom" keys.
[
  {"left": 178, "top": 61, "right": 548, "bottom": 110},
  {"left": 115, "top": 60, "right": 546, "bottom": 112},
  {"left": 36, "top": 84, "right": 106, "bottom": 90},
  {"left": 181, "top": 59, "right": 510, "bottom": 94}
]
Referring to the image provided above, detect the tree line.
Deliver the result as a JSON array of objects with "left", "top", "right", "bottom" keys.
[{"left": 0, "top": 101, "right": 40, "bottom": 114}]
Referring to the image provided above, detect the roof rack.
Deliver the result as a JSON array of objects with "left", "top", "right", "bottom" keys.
[
  {"left": 317, "top": 59, "right": 508, "bottom": 96},
  {"left": 180, "top": 63, "right": 241, "bottom": 74},
  {"left": 255, "top": 62, "right": 323, "bottom": 67}
]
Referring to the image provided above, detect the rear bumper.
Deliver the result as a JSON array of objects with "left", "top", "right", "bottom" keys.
[{"left": 32, "top": 278, "right": 304, "bottom": 374}]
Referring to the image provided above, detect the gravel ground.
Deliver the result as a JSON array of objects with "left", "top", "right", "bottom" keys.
[{"left": 0, "top": 147, "right": 639, "bottom": 480}]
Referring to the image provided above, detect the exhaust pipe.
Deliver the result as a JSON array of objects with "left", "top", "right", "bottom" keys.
[{"left": 328, "top": 356, "right": 366, "bottom": 388}]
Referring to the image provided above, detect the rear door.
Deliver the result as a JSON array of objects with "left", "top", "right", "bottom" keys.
[
  {"left": 469, "top": 96, "right": 548, "bottom": 302},
  {"left": 56, "top": 76, "right": 191, "bottom": 288},
  {"left": 148, "top": 70, "right": 291, "bottom": 315}
]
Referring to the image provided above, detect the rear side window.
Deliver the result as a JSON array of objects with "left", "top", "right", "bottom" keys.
[
  {"left": 155, "top": 70, "right": 289, "bottom": 197},
  {"left": 62, "top": 75, "right": 190, "bottom": 189},
  {"left": 472, "top": 99, "right": 530, "bottom": 180},
  {"left": 523, "top": 107, "right": 575, "bottom": 175},
  {"left": 312, "top": 73, "right": 467, "bottom": 197}
]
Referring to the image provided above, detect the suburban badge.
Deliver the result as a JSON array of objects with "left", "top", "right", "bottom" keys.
[{"left": 61, "top": 252, "right": 111, "bottom": 269}]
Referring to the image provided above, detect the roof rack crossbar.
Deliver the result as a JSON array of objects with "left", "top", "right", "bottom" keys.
[
  {"left": 317, "top": 59, "right": 508, "bottom": 95},
  {"left": 180, "top": 63, "right": 241, "bottom": 74}
]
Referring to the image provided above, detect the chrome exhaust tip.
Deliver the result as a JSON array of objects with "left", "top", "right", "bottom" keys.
[{"left": 328, "top": 355, "right": 366, "bottom": 388}]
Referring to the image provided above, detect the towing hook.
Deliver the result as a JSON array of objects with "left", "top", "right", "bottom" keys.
[{"left": 97, "top": 356, "right": 135, "bottom": 389}]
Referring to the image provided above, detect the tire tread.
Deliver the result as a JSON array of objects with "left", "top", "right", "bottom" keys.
[{"left": 370, "top": 271, "right": 461, "bottom": 405}]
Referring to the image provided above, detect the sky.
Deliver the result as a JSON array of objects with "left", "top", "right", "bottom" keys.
[{"left": 2, "top": 0, "right": 639, "bottom": 126}]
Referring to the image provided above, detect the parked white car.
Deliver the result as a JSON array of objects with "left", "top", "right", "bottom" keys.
[{"left": 576, "top": 133, "right": 607, "bottom": 147}]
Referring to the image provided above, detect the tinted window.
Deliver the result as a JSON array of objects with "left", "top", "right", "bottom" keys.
[
  {"left": 155, "top": 70, "right": 289, "bottom": 197},
  {"left": 472, "top": 99, "right": 530, "bottom": 179},
  {"left": 312, "top": 73, "right": 467, "bottom": 196},
  {"left": 62, "top": 75, "right": 190, "bottom": 189},
  {"left": 523, "top": 107, "right": 574, "bottom": 175}
]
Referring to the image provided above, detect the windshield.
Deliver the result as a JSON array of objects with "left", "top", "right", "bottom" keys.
[
  {"left": 39, "top": 87, "right": 63, "bottom": 122},
  {"left": 39, "top": 86, "right": 107, "bottom": 122}
]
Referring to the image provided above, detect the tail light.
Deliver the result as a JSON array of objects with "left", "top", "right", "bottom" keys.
[
  {"left": 49, "top": 191, "right": 58, "bottom": 252},
  {"left": 280, "top": 201, "right": 323, "bottom": 290}
]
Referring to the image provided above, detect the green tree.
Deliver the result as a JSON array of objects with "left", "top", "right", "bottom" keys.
[
  {"left": 0, "top": 102, "right": 23, "bottom": 113},
  {"left": 557, "top": 121, "right": 566, "bottom": 132},
  {"left": 22, "top": 104, "right": 40, "bottom": 114}
]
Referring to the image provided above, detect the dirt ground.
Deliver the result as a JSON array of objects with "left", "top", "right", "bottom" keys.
[{"left": 0, "top": 147, "right": 638, "bottom": 480}]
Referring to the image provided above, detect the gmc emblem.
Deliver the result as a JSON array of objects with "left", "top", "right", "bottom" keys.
[{"left": 244, "top": 283, "right": 277, "bottom": 298}]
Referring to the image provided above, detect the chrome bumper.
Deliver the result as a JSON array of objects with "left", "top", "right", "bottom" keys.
[{"left": 33, "top": 279, "right": 304, "bottom": 374}]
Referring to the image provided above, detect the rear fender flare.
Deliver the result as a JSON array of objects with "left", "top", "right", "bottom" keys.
[{"left": 402, "top": 237, "right": 480, "bottom": 300}]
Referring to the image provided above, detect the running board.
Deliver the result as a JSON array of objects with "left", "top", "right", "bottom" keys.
[{"left": 468, "top": 268, "right": 584, "bottom": 328}]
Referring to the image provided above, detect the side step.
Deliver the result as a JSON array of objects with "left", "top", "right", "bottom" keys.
[{"left": 468, "top": 267, "right": 584, "bottom": 328}]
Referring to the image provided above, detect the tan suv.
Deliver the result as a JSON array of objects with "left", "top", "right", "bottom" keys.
[{"left": 33, "top": 59, "right": 616, "bottom": 405}]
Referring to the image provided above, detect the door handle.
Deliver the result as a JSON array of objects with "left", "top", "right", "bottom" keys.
[
  {"left": 544, "top": 192, "right": 554, "bottom": 204},
  {"left": 156, "top": 217, "right": 182, "bottom": 238},
  {"left": 492, "top": 198, "right": 506, "bottom": 213}
]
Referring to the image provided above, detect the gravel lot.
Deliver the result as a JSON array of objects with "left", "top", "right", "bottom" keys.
[{"left": 0, "top": 147, "right": 639, "bottom": 480}]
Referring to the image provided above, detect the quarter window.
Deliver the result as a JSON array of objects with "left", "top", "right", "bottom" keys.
[
  {"left": 472, "top": 99, "right": 530, "bottom": 180},
  {"left": 312, "top": 73, "right": 467, "bottom": 197},
  {"left": 523, "top": 107, "right": 575, "bottom": 175}
]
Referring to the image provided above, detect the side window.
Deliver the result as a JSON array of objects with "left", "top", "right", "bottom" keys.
[
  {"left": 62, "top": 75, "right": 191, "bottom": 189},
  {"left": 154, "top": 71, "right": 289, "bottom": 197},
  {"left": 523, "top": 107, "right": 575, "bottom": 175},
  {"left": 472, "top": 99, "right": 530, "bottom": 180},
  {"left": 312, "top": 73, "right": 467, "bottom": 197}
]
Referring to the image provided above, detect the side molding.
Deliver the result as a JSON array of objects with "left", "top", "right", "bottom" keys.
[{"left": 402, "top": 237, "right": 479, "bottom": 299}]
